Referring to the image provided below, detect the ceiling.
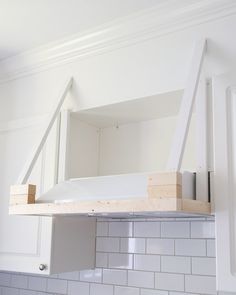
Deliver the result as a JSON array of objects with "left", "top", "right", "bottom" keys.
[{"left": 0, "top": 0, "right": 161, "bottom": 61}]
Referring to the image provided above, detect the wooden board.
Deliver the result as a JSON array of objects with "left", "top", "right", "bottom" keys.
[
  {"left": 9, "top": 171, "right": 211, "bottom": 217},
  {"left": 10, "top": 184, "right": 36, "bottom": 195},
  {"left": 9, "top": 194, "right": 35, "bottom": 205},
  {"left": 148, "top": 172, "right": 182, "bottom": 186},
  {"left": 148, "top": 185, "right": 182, "bottom": 198},
  {"left": 10, "top": 184, "right": 36, "bottom": 205},
  {"left": 9, "top": 198, "right": 211, "bottom": 217}
]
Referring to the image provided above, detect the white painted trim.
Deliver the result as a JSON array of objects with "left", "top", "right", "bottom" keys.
[
  {"left": 17, "top": 77, "right": 73, "bottom": 184},
  {"left": 167, "top": 39, "right": 207, "bottom": 171},
  {"left": 58, "top": 110, "right": 71, "bottom": 183},
  {"left": 0, "top": 114, "right": 49, "bottom": 133},
  {"left": 0, "top": 0, "right": 235, "bottom": 83},
  {"left": 213, "top": 73, "right": 236, "bottom": 292},
  {"left": 195, "top": 78, "right": 209, "bottom": 202}
]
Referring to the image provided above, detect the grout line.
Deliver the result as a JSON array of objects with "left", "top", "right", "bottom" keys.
[
  {"left": 89, "top": 281, "right": 91, "bottom": 295},
  {"left": 66, "top": 279, "right": 68, "bottom": 294},
  {"left": 184, "top": 273, "right": 186, "bottom": 292},
  {"left": 191, "top": 256, "right": 193, "bottom": 275},
  {"left": 132, "top": 221, "right": 134, "bottom": 238},
  {"left": 189, "top": 221, "right": 192, "bottom": 238}
]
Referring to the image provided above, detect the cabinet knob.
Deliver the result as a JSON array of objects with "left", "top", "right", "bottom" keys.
[{"left": 39, "top": 264, "right": 46, "bottom": 271}]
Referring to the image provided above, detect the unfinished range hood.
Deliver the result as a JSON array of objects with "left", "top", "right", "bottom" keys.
[
  {"left": 9, "top": 39, "right": 212, "bottom": 218},
  {"left": 10, "top": 171, "right": 210, "bottom": 217}
]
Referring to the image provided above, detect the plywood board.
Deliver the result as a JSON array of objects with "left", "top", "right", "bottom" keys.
[
  {"left": 148, "top": 185, "right": 182, "bottom": 198},
  {"left": 9, "top": 198, "right": 211, "bottom": 217}
]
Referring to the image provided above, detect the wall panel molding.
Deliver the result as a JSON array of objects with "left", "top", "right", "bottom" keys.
[{"left": 0, "top": 114, "right": 48, "bottom": 133}]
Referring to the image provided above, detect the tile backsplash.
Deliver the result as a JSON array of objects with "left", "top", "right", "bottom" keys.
[{"left": 0, "top": 218, "right": 216, "bottom": 295}]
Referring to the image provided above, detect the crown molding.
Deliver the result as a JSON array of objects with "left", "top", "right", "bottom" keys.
[{"left": 0, "top": 0, "right": 236, "bottom": 84}]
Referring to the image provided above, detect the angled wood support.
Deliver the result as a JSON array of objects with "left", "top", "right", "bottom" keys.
[
  {"left": 167, "top": 39, "right": 207, "bottom": 171},
  {"left": 195, "top": 78, "right": 209, "bottom": 202},
  {"left": 16, "top": 77, "right": 73, "bottom": 185},
  {"left": 58, "top": 109, "right": 71, "bottom": 183}
]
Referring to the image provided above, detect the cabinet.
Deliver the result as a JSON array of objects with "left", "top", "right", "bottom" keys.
[
  {"left": 0, "top": 116, "right": 96, "bottom": 275},
  {"left": 62, "top": 91, "right": 196, "bottom": 180},
  {"left": 213, "top": 71, "right": 236, "bottom": 292}
]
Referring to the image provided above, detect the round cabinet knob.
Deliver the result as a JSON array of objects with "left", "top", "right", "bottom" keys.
[{"left": 39, "top": 264, "right": 46, "bottom": 271}]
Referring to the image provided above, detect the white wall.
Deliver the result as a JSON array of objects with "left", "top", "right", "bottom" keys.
[
  {"left": 99, "top": 116, "right": 196, "bottom": 175},
  {"left": 68, "top": 114, "right": 196, "bottom": 178}
]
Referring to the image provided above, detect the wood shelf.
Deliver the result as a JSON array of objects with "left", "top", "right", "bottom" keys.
[
  {"left": 9, "top": 172, "right": 212, "bottom": 218},
  {"left": 9, "top": 198, "right": 211, "bottom": 218}
]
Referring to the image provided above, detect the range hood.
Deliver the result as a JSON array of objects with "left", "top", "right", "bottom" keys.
[
  {"left": 9, "top": 171, "right": 211, "bottom": 218},
  {"left": 9, "top": 39, "right": 212, "bottom": 218}
]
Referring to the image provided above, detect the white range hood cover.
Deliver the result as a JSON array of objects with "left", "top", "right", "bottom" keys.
[{"left": 38, "top": 173, "right": 149, "bottom": 203}]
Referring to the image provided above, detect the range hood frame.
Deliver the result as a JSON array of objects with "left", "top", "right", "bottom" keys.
[{"left": 9, "top": 39, "right": 212, "bottom": 218}]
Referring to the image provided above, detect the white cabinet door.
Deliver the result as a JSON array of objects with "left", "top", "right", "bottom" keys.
[
  {"left": 213, "top": 72, "right": 236, "bottom": 292},
  {"left": 0, "top": 117, "right": 56, "bottom": 274}
]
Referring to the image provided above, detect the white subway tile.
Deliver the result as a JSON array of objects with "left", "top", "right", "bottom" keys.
[
  {"left": 90, "top": 283, "right": 113, "bottom": 295},
  {"left": 155, "top": 273, "right": 184, "bottom": 292},
  {"left": 134, "top": 254, "right": 160, "bottom": 271},
  {"left": 192, "top": 257, "right": 216, "bottom": 275},
  {"left": 0, "top": 273, "right": 11, "bottom": 287},
  {"left": 11, "top": 274, "right": 28, "bottom": 289},
  {"left": 98, "top": 218, "right": 117, "bottom": 222},
  {"left": 96, "top": 252, "right": 108, "bottom": 268},
  {"left": 28, "top": 276, "right": 47, "bottom": 291},
  {"left": 109, "top": 253, "right": 133, "bottom": 269},
  {"left": 161, "top": 222, "right": 190, "bottom": 238},
  {"left": 134, "top": 222, "right": 160, "bottom": 237},
  {"left": 175, "top": 239, "right": 206, "bottom": 256},
  {"left": 109, "top": 222, "right": 133, "bottom": 237},
  {"left": 141, "top": 290, "right": 168, "bottom": 295},
  {"left": 2, "top": 288, "right": 19, "bottom": 295},
  {"left": 97, "top": 222, "right": 109, "bottom": 236},
  {"left": 191, "top": 221, "right": 215, "bottom": 238},
  {"left": 185, "top": 275, "right": 216, "bottom": 294},
  {"left": 207, "top": 215, "right": 215, "bottom": 220},
  {"left": 80, "top": 269, "right": 102, "bottom": 283},
  {"left": 96, "top": 237, "right": 120, "bottom": 252},
  {"left": 146, "top": 238, "right": 174, "bottom": 255},
  {"left": 48, "top": 273, "right": 58, "bottom": 278},
  {"left": 169, "top": 292, "right": 199, "bottom": 295},
  {"left": 103, "top": 269, "right": 127, "bottom": 285},
  {"left": 128, "top": 270, "right": 154, "bottom": 288},
  {"left": 68, "top": 281, "right": 89, "bottom": 295},
  {"left": 19, "top": 291, "right": 36, "bottom": 295},
  {"left": 120, "top": 238, "right": 145, "bottom": 253},
  {"left": 47, "top": 278, "right": 67, "bottom": 294},
  {"left": 58, "top": 271, "right": 79, "bottom": 280},
  {"left": 207, "top": 239, "right": 216, "bottom": 257},
  {"left": 161, "top": 256, "right": 191, "bottom": 274},
  {"left": 115, "top": 286, "right": 139, "bottom": 295}
]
